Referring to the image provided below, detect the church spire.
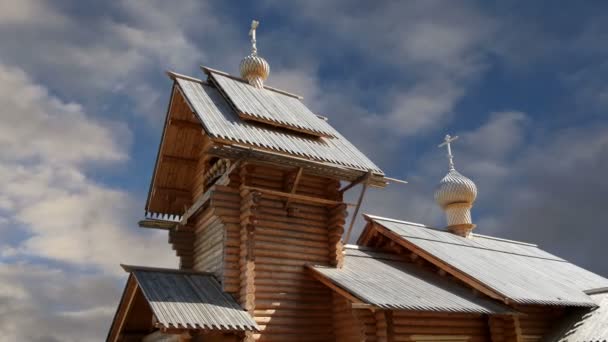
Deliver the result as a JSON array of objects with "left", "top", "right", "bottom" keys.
[
  {"left": 434, "top": 134, "right": 478, "bottom": 238},
  {"left": 240, "top": 20, "right": 270, "bottom": 88}
]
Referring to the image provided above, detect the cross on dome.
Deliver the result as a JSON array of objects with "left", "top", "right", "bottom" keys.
[
  {"left": 249, "top": 20, "right": 259, "bottom": 55},
  {"left": 240, "top": 19, "right": 270, "bottom": 88},
  {"left": 438, "top": 134, "right": 459, "bottom": 171}
]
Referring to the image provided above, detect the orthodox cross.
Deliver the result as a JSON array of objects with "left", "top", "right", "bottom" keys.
[
  {"left": 249, "top": 20, "right": 259, "bottom": 55},
  {"left": 438, "top": 134, "right": 459, "bottom": 171}
]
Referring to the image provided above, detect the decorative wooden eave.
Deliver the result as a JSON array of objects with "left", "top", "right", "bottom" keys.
[{"left": 358, "top": 215, "right": 512, "bottom": 306}]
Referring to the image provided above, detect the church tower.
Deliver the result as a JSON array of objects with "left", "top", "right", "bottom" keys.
[{"left": 109, "top": 20, "right": 388, "bottom": 342}]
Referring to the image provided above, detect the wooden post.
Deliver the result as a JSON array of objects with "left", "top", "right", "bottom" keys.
[{"left": 344, "top": 171, "right": 372, "bottom": 243}]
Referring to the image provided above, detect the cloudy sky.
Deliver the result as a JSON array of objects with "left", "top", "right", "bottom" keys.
[{"left": 1, "top": 0, "right": 607, "bottom": 340}]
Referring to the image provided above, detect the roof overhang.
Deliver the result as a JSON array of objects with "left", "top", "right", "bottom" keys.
[{"left": 107, "top": 266, "right": 258, "bottom": 342}]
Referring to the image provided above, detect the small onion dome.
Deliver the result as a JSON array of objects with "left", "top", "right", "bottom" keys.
[
  {"left": 434, "top": 169, "right": 477, "bottom": 209},
  {"left": 240, "top": 54, "right": 270, "bottom": 88}
]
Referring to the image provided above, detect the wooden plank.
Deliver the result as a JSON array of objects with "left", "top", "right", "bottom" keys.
[
  {"left": 169, "top": 118, "right": 202, "bottom": 130},
  {"left": 161, "top": 154, "right": 198, "bottom": 167},
  {"left": 108, "top": 276, "right": 138, "bottom": 342}
]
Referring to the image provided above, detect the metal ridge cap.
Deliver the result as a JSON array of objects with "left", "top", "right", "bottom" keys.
[
  {"left": 166, "top": 70, "right": 208, "bottom": 84},
  {"left": 201, "top": 65, "right": 304, "bottom": 99},
  {"left": 471, "top": 232, "right": 538, "bottom": 247},
  {"left": 120, "top": 264, "right": 216, "bottom": 276},
  {"left": 363, "top": 213, "right": 439, "bottom": 229},
  {"left": 585, "top": 287, "right": 608, "bottom": 295}
]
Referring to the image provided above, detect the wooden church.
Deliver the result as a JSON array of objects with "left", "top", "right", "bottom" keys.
[{"left": 107, "top": 21, "right": 608, "bottom": 342}]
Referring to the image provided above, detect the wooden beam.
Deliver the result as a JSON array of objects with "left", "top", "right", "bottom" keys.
[
  {"left": 339, "top": 172, "right": 369, "bottom": 194},
  {"left": 169, "top": 118, "right": 201, "bottom": 130},
  {"left": 385, "top": 311, "right": 394, "bottom": 342},
  {"left": 284, "top": 167, "right": 303, "bottom": 208},
  {"left": 108, "top": 276, "right": 138, "bottom": 342},
  {"left": 344, "top": 171, "right": 372, "bottom": 243},
  {"left": 161, "top": 154, "right": 197, "bottom": 167},
  {"left": 242, "top": 185, "right": 353, "bottom": 207}
]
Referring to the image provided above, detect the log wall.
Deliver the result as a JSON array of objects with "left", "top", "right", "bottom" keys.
[
  {"left": 488, "top": 305, "right": 565, "bottom": 342},
  {"left": 375, "top": 311, "right": 491, "bottom": 342},
  {"left": 332, "top": 293, "right": 376, "bottom": 342},
  {"left": 239, "top": 164, "right": 343, "bottom": 341}
]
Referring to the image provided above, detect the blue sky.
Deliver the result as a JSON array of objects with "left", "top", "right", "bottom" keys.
[{"left": 0, "top": 1, "right": 607, "bottom": 340}]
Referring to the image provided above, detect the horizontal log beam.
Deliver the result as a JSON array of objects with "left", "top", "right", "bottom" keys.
[{"left": 242, "top": 185, "right": 352, "bottom": 207}]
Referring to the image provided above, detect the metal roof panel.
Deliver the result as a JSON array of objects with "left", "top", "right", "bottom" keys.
[
  {"left": 175, "top": 77, "right": 383, "bottom": 174},
  {"left": 210, "top": 72, "right": 335, "bottom": 137},
  {"left": 369, "top": 215, "right": 608, "bottom": 307},
  {"left": 312, "top": 247, "right": 514, "bottom": 314},
  {"left": 129, "top": 268, "right": 258, "bottom": 332}
]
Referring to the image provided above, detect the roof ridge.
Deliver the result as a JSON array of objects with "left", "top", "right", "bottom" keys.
[
  {"left": 365, "top": 213, "right": 539, "bottom": 247},
  {"left": 364, "top": 214, "right": 440, "bottom": 230},
  {"left": 472, "top": 233, "right": 538, "bottom": 247},
  {"left": 120, "top": 264, "right": 216, "bottom": 276},
  {"left": 201, "top": 65, "right": 304, "bottom": 99},
  {"left": 398, "top": 234, "right": 565, "bottom": 262}
]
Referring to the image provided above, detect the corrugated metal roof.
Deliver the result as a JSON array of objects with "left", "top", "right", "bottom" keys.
[
  {"left": 209, "top": 71, "right": 335, "bottom": 137},
  {"left": 368, "top": 215, "right": 608, "bottom": 307},
  {"left": 127, "top": 266, "right": 258, "bottom": 332},
  {"left": 549, "top": 289, "right": 608, "bottom": 341},
  {"left": 174, "top": 76, "right": 383, "bottom": 174},
  {"left": 310, "top": 247, "right": 514, "bottom": 314}
]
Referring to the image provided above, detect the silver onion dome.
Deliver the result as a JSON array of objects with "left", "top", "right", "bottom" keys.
[
  {"left": 240, "top": 54, "right": 270, "bottom": 88},
  {"left": 434, "top": 169, "right": 477, "bottom": 209}
]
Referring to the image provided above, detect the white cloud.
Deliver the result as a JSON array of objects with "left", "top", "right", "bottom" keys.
[
  {"left": 0, "top": 262, "right": 122, "bottom": 342},
  {"left": 0, "top": 63, "right": 175, "bottom": 274}
]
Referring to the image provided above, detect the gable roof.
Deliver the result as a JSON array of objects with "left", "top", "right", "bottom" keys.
[
  {"left": 107, "top": 265, "right": 258, "bottom": 341},
  {"left": 309, "top": 246, "right": 514, "bottom": 314},
  {"left": 170, "top": 71, "right": 385, "bottom": 181},
  {"left": 364, "top": 215, "right": 608, "bottom": 307}
]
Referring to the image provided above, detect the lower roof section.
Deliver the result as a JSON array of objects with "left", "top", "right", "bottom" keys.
[
  {"left": 107, "top": 265, "right": 258, "bottom": 341},
  {"left": 366, "top": 214, "right": 608, "bottom": 307},
  {"left": 548, "top": 288, "right": 608, "bottom": 341},
  {"left": 309, "top": 246, "right": 514, "bottom": 315}
]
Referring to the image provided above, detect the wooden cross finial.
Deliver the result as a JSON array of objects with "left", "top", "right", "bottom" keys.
[
  {"left": 249, "top": 20, "right": 259, "bottom": 55},
  {"left": 438, "top": 134, "right": 459, "bottom": 171}
]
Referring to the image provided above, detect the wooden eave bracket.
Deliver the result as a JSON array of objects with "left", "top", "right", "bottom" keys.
[
  {"left": 179, "top": 160, "right": 242, "bottom": 228},
  {"left": 283, "top": 167, "right": 303, "bottom": 209},
  {"left": 343, "top": 171, "right": 373, "bottom": 243}
]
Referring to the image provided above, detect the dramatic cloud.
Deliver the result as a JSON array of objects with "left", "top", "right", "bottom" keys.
[
  {"left": 0, "top": 63, "right": 175, "bottom": 340},
  {"left": 1, "top": 1, "right": 607, "bottom": 340}
]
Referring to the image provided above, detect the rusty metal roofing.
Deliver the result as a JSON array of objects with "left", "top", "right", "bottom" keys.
[
  {"left": 548, "top": 288, "right": 608, "bottom": 341},
  {"left": 174, "top": 75, "right": 383, "bottom": 174},
  {"left": 310, "top": 247, "right": 514, "bottom": 314},
  {"left": 124, "top": 265, "right": 258, "bottom": 332},
  {"left": 209, "top": 71, "right": 335, "bottom": 137},
  {"left": 367, "top": 215, "right": 608, "bottom": 307}
]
